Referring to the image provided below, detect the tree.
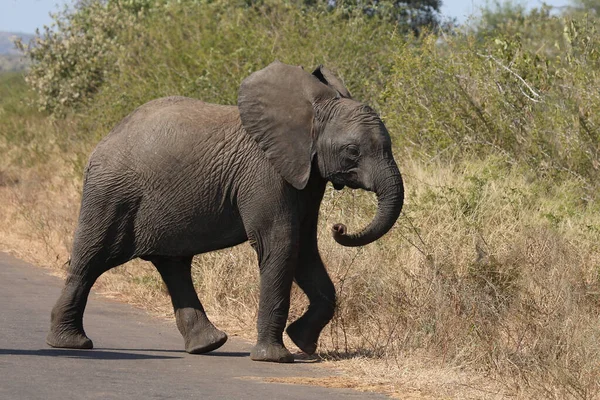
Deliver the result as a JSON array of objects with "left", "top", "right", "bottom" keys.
[
  {"left": 14, "top": 0, "right": 151, "bottom": 115},
  {"left": 312, "top": 0, "right": 446, "bottom": 35},
  {"left": 569, "top": 0, "right": 600, "bottom": 16}
]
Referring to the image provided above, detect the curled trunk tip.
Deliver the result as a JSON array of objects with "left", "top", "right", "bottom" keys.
[{"left": 332, "top": 164, "right": 404, "bottom": 247}]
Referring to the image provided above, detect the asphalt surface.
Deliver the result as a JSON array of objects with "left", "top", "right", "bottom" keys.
[{"left": 0, "top": 252, "right": 386, "bottom": 399}]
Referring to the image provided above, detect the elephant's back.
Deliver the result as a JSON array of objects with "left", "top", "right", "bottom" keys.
[
  {"left": 99, "top": 96, "right": 238, "bottom": 147},
  {"left": 88, "top": 96, "right": 242, "bottom": 172}
]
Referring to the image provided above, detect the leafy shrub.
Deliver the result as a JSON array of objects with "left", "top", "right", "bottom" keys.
[
  {"left": 14, "top": 0, "right": 149, "bottom": 115},
  {"left": 74, "top": 0, "right": 401, "bottom": 138},
  {"left": 380, "top": 18, "right": 600, "bottom": 196}
]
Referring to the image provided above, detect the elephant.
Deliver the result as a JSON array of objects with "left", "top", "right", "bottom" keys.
[{"left": 46, "top": 61, "right": 404, "bottom": 363}]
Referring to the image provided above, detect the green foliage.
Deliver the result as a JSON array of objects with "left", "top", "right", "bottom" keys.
[
  {"left": 16, "top": 0, "right": 447, "bottom": 118},
  {"left": 569, "top": 0, "right": 600, "bottom": 16},
  {"left": 309, "top": 0, "right": 445, "bottom": 34},
  {"left": 476, "top": 1, "right": 528, "bottom": 32},
  {"left": 0, "top": 73, "right": 49, "bottom": 165},
  {"left": 0, "top": 73, "right": 29, "bottom": 114},
  {"left": 380, "top": 18, "right": 600, "bottom": 196},
  {"left": 82, "top": 0, "right": 400, "bottom": 134},
  {"left": 14, "top": 0, "right": 148, "bottom": 115}
]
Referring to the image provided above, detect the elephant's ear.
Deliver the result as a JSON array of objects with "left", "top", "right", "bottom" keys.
[
  {"left": 238, "top": 61, "right": 337, "bottom": 190},
  {"left": 312, "top": 65, "right": 352, "bottom": 98}
]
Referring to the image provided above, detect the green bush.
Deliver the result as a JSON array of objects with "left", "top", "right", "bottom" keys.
[
  {"left": 14, "top": 0, "right": 150, "bottom": 115},
  {"left": 74, "top": 0, "right": 402, "bottom": 137},
  {"left": 380, "top": 19, "right": 600, "bottom": 195}
]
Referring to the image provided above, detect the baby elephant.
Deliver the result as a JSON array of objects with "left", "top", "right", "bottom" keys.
[{"left": 46, "top": 61, "right": 404, "bottom": 363}]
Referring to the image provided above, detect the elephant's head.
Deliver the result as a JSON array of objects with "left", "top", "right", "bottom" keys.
[{"left": 238, "top": 61, "right": 404, "bottom": 247}]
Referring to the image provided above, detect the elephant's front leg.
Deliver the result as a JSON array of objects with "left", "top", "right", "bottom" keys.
[
  {"left": 286, "top": 248, "right": 336, "bottom": 355},
  {"left": 249, "top": 225, "right": 298, "bottom": 363}
]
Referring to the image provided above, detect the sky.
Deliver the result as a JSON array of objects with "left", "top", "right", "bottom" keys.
[
  {"left": 0, "top": 0, "right": 573, "bottom": 34},
  {"left": 441, "top": 0, "right": 570, "bottom": 23},
  {"left": 1, "top": 0, "right": 70, "bottom": 33}
]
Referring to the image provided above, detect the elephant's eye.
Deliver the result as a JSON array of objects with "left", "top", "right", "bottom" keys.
[{"left": 345, "top": 145, "right": 360, "bottom": 158}]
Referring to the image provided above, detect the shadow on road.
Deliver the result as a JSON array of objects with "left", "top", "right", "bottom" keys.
[
  {"left": 205, "top": 351, "right": 250, "bottom": 358},
  {"left": 100, "top": 348, "right": 251, "bottom": 358},
  {"left": 98, "top": 347, "right": 187, "bottom": 353},
  {"left": 0, "top": 348, "right": 183, "bottom": 360}
]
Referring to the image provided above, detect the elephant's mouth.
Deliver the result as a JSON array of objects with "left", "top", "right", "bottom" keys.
[{"left": 329, "top": 171, "right": 361, "bottom": 191}]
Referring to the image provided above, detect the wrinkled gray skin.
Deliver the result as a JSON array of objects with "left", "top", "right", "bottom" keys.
[{"left": 46, "top": 61, "right": 404, "bottom": 363}]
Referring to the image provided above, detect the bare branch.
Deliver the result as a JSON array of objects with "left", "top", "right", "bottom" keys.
[{"left": 478, "top": 53, "right": 542, "bottom": 102}]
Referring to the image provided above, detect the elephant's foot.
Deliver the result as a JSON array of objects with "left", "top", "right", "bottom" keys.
[
  {"left": 176, "top": 308, "right": 228, "bottom": 354},
  {"left": 286, "top": 319, "right": 318, "bottom": 355},
  {"left": 46, "top": 326, "right": 93, "bottom": 349},
  {"left": 185, "top": 325, "right": 228, "bottom": 354},
  {"left": 250, "top": 342, "right": 294, "bottom": 363}
]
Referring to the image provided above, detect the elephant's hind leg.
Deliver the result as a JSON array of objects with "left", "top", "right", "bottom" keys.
[
  {"left": 150, "top": 256, "right": 227, "bottom": 354},
  {"left": 46, "top": 256, "right": 112, "bottom": 349}
]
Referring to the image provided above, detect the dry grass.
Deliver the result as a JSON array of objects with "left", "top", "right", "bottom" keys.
[
  {"left": 1, "top": 153, "right": 598, "bottom": 399},
  {"left": 266, "top": 357, "right": 509, "bottom": 399}
]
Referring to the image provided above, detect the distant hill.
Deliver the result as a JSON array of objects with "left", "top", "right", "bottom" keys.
[
  {"left": 0, "top": 32, "right": 33, "bottom": 72},
  {"left": 0, "top": 31, "right": 34, "bottom": 55}
]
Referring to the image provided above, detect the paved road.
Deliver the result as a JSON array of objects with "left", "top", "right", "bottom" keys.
[{"left": 0, "top": 252, "right": 385, "bottom": 399}]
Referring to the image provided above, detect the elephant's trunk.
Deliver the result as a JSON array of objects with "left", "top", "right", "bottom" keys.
[{"left": 332, "top": 161, "right": 404, "bottom": 247}]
